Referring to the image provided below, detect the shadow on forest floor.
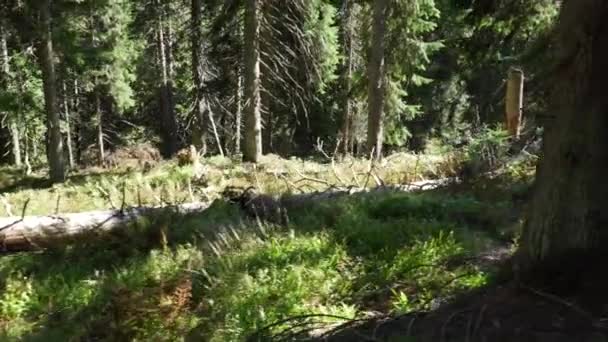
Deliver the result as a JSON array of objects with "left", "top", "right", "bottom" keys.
[
  {"left": 292, "top": 250, "right": 608, "bottom": 342},
  {"left": 0, "top": 173, "right": 533, "bottom": 341}
]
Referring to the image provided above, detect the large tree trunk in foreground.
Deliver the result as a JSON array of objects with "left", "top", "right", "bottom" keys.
[
  {"left": 37, "top": 0, "right": 65, "bottom": 182},
  {"left": 243, "top": 0, "right": 262, "bottom": 163},
  {"left": 505, "top": 68, "right": 524, "bottom": 138},
  {"left": 0, "top": 202, "right": 210, "bottom": 252},
  {"left": 367, "top": 0, "right": 388, "bottom": 160},
  {"left": 519, "top": 0, "right": 608, "bottom": 266}
]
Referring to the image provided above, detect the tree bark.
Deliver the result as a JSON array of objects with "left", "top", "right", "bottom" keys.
[
  {"left": 36, "top": 0, "right": 65, "bottom": 182},
  {"left": 367, "top": 0, "right": 388, "bottom": 160},
  {"left": 0, "top": 21, "right": 21, "bottom": 167},
  {"left": 96, "top": 90, "right": 104, "bottom": 165},
  {"left": 157, "top": 4, "right": 178, "bottom": 158},
  {"left": 74, "top": 79, "right": 83, "bottom": 164},
  {"left": 190, "top": 0, "right": 208, "bottom": 156},
  {"left": 519, "top": 0, "right": 608, "bottom": 266},
  {"left": 88, "top": 9, "right": 104, "bottom": 166},
  {"left": 340, "top": 0, "right": 354, "bottom": 156},
  {"left": 235, "top": 72, "right": 243, "bottom": 154},
  {"left": 243, "top": 0, "right": 262, "bottom": 163},
  {"left": 0, "top": 202, "right": 210, "bottom": 252},
  {"left": 62, "top": 81, "right": 74, "bottom": 169},
  {"left": 23, "top": 128, "right": 32, "bottom": 175},
  {"left": 505, "top": 68, "right": 524, "bottom": 138}
]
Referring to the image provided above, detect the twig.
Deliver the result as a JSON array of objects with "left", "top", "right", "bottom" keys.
[
  {"left": 349, "top": 163, "right": 362, "bottom": 187},
  {"left": 137, "top": 185, "right": 142, "bottom": 207},
  {"left": 330, "top": 157, "right": 347, "bottom": 186},
  {"left": 441, "top": 309, "right": 471, "bottom": 342},
  {"left": 187, "top": 179, "right": 195, "bottom": 202},
  {"left": 522, "top": 285, "right": 593, "bottom": 319},
  {"left": 292, "top": 167, "right": 331, "bottom": 186},
  {"left": 21, "top": 198, "right": 30, "bottom": 220},
  {"left": 95, "top": 184, "right": 117, "bottom": 210},
  {"left": 55, "top": 193, "right": 61, "bottom": 215},
  {"left": 120, "top": 182, "right": 127, "bottom": 214},
  {"left": 472, "top": 304, "right": 487, "bottom": 339},
  {"left": 314, "top": 137, "right": 332, "bottom": 160},
  {"left": 252, "top": 165, "right": 263, "bottom": 192},
  {"left": 278, "top": 174, "right": 305, "bottom": 194}
]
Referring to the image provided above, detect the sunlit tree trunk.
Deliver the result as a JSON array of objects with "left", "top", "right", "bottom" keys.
[
  {"left": 367, "top": 0, "right": 388, "bottom": 160},
  {"left": 23, "top": 128, "right": 32, "bottom": 175},
  {"left": 36, "top": 0, "right": 65, "bottom": 182},
  {"left": 505, "top": 68, "right": 524, "bottom": 138},
  {"left": 243, "top": 0, "right": 262, "bottom": 162},
  {"left": 95, "top": 91, "right": 104, "bottom": 165},
  {"left": 63, "top": 81, "right": 74, "bottom": 169},
  {"left": 235, "top": 71, "right": 243, "bottom": 154},
  {"left": 519, "top": 0, "right": 608, "bottom": 266},
  {"left": 74, "top": 79, "right": 83, "bottom": 164}
]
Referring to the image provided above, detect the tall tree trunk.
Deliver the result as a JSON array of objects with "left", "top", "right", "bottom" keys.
[
  {"left": 63, "top": 81, "right": 74, "bottom": 169},
  {"left": 1, "top": 21, "right": 21, "bottom": 167},
  {"left": 367, "top": 0, "right": 388, "bottom": 160},
  {"left": 190, "top": 0, "right": 208, "bottom": 155},
  {"left": 88, "top": 9, "right": 104, "bottom": 167},
  {"left": 235, "top": 72, "right": 243, "bottom": 154},
  {"left": 243, "top": 0, "right": 262, "bottom": 163},
  {"left": 36, "top": 0, "right": 65, "bottom": 182},
  {"left": 340, "top": 0, "right": 354, "bottom": 156},
  {"left": 23, "top": 128, "right": 32, "bottom": 175},
  {"left": 74, "top": 79, "right": 82, "bottom": 164},
  {"left": 519, "top": 0, "right": 608, "bottom": 266},
  {"left": 505, "top": 68, "right": 524, "bottom": 138},
  {"left": 95, "top": 91, "right": 104, "bottom": 165},
  {"left": 157, "top": 5, "right": 178, "bottom": 158}
]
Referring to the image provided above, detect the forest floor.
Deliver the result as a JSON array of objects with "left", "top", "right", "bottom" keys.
[{"left": 0, "top": 151, "right": 540, "bottom": 341}]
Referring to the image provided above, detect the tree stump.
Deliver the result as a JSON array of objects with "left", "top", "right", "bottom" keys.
[{"left": 505, "top": 68, "right": 524, "bottom": 138}]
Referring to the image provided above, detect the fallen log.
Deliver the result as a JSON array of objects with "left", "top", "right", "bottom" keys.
[
  {"left": 0, "top": 202, "right": 210, "bottom": 252},
  {"left": 0, "top": 178, "right": 456, "bottom": 252},
  {"left": 225, "top": 178, "right": 457, "bottom": 224}
]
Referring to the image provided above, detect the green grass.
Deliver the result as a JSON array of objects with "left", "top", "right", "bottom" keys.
[
  {"left": 0, "top": 153, "right": 532, "bottom": 341},
  {"left": 0, "top": 152, "right": 456, "bottom": 216}
]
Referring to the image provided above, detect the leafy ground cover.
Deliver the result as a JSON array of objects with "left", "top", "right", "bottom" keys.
[{"left": 0, "top": 151, "right": 532, "bottom": 341}]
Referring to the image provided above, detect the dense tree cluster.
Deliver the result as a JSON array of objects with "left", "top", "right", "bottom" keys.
[{"left": 0, "top": 0, "right": 558, "bottom": 181}]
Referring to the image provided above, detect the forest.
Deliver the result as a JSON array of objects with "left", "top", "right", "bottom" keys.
[{"left": 0, "top": 0, "right": 606, "bottom": 341}]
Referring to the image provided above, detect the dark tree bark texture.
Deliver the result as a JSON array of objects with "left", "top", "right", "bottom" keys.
[{"left": 520, "top": 0, "right": 608, "bottom": 266}]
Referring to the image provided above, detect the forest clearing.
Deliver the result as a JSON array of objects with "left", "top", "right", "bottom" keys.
[
  {"left": 2, "top": 0, "right": 608, "bottom": 341},
  {"left": 0, "top": 148, "right": 536, "bottom": 340}
]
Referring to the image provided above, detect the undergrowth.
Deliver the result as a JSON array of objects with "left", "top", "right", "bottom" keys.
[
  {"left": 0, "top": 152, "right": 455, "bottom": 217},
  {"left": 0, "top": 146, "right": 536, "bottom": 341},
  {"left": 0, "top": 171, "right": 530, "bottom": 341}
]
